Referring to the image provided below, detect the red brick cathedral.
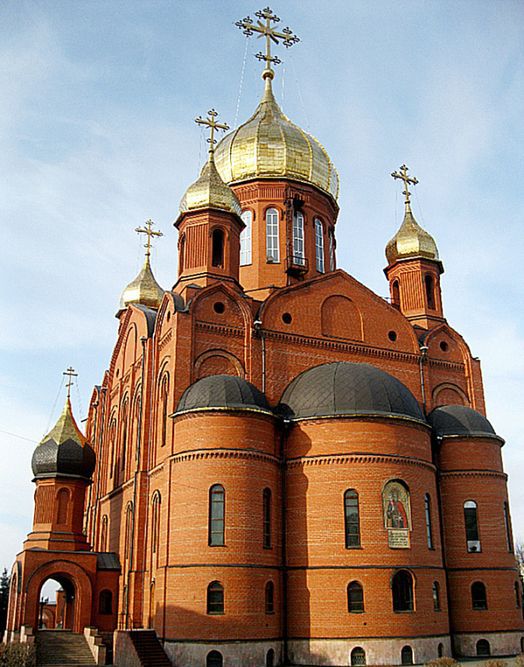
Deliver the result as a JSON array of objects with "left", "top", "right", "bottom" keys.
[{"left": 6, "top": 7, "right": 523, "bottom": 667}]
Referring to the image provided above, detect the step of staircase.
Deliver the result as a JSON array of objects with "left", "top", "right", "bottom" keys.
[
  {"left": 128, "top": 630, "right": 171, "bottom": 667},
  {"left": 36, "top": 630, "right": 96, "bottom": 666}
]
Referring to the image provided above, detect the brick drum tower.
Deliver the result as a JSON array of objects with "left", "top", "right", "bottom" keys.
[{"left": 6, "top": 6, "right": 523, "bottom": 667}]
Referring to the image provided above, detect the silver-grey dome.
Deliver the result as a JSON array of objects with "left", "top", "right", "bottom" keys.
[
  {"left": 429, "top": 405, "right": 501, "bottom": 441},
  {"left": 175, "top": 375, "right": 271, "bottom": 414}
]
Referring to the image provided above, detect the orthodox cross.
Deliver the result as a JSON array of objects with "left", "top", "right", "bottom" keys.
[
  {"left": 236, "top": 6, "right": 299, "bottom": 79},
  {"left": 195, "top": 109, "right": 229, "bottom": 155},
  {"left": 63, "top": 366, "right": 78, "bottom": 400},
  {"left": 135, "top": 219, "right": 163, "bottom": 258},
  {"left": 391, "top": 164, "right": 419, "bottom": 210}
]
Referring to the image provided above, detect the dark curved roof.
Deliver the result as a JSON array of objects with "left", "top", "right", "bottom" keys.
[
  {"left": 279, "top": 361, "right": 425, "bottom": 422},
  {"left": 429, "top": 405, "right": 501, "bottom": 441},
  {"left": 175, "top": 374, "right": 271, "bottom": 415},
  {"left": 32, "top": 400, "right": 96, "bottom": 480}
]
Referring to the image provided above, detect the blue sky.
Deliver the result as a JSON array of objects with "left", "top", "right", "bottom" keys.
[{"left": 1, "top": 0, "right": 523, "bottom": 571}]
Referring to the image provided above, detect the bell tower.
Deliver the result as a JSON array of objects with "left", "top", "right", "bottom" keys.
[{"left": 385, "top": 164, "right": 444, "bottom": 329}]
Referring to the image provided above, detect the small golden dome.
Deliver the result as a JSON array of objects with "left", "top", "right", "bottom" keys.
[
  {"left": 120, "top": 256, "right": 164, "bottom": 310},
  {"left": 179, "top": 155, "right": 241, "bottom": 216},
  {"left": 386, "top": 208, "right": 439, "bottom": 265},
  {"left": 214, "top": 78, "right": 339, "bottom": 200}
]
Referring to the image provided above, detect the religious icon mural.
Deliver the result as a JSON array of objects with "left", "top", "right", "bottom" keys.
[{"left": 383, "top": 480, "right": 411, "bottom": 548}]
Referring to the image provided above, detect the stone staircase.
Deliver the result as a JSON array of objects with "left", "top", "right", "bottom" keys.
[
  {"left": 36, "top": 630, "right": 96, "bottom": 666},
  {"left": 128, "top": 630, "right": 171, "bottom": 666}
]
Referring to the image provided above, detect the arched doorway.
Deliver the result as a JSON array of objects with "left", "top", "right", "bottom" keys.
[{"left": 38, "top": 576, "right": 76, "bottom": 630}]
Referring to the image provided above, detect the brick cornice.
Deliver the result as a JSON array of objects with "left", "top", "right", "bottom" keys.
[
  {"left": 170, "top": 448, "right": 280, "bottom": 466},
  {"left": 286, "top": 452, "right": 436, "bottom": 472},
  {"left": 439, "top": 469, "right": 507, "bottom": 480},
  {"left": 195, "top": 321, "right": 244, "bottom": 337}
]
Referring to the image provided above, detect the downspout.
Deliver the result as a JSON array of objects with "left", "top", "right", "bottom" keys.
[
  {"left": 419, "top": 345, "right": 428, "bottom": 412},
  {"left": 125, "top": 336, "right": 148, "bottom": 629},
  {"left": 254, "top": 319, "right": 265, "bottom": 393},
  {"left": 280, "top": 418, "right": 290, "bottom": 665}
]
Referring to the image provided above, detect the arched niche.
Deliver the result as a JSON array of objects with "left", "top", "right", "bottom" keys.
[
  {"left": 432, "top": 383, "right": 469, "bottom": 408},
  {"left": 194, "top": 350, "right": 244, "bottom": 380},
  {"left": 321, "top": 295, "right": 362, "bottom": 341}
]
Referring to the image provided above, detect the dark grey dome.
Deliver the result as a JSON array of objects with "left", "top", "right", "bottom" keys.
[
  {"left": 279, "top": 361, "right": 425, "bottom": 421},
  {"left": 429, "top": 405, "right": 501, "bottom": 441},
  {"left": 175, "top": 375, "right": 271, "bottom": 414},
  {"left": 31, "top": 400, "right": 96, "bottom": 480}
]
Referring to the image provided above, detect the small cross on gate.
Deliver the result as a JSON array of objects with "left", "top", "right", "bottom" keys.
[
  {"left": 195, "top": 109, "right": 230, "bottom": 155},
  {"left": 63, "top": 366, "right": 78, "bottom": 400},
  {"left": 135, "top": 219, "right": 163, "bottom": 258},
  {"left": 391, "top": 164, "right": 419, "bottom": 209}
]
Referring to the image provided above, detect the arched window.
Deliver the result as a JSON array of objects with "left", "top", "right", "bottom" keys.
[
  {"left": 432, "top": 581, "right": 441, "bottom": 611},
  {"left": 504, "top": 501, "right": 514, "bottom": 552},
  {"left": 464, "top": 500, "right": 481, "bottom": 552},
  {"left": 100, "top": 515, "right": 108, "bottom": 552},
  {"left": 207, "top": 651, "right": 223, "bottom": 667},
  {"left": 265, "top": 581, "right": 274, "bottom": 614},
  {"left": 521, "top": 637, "right": 524, "bottom": 653},
  {"left": 471, "top": 581, "right": 487, "bottom": 610},
  {"left": 425, "top": 274, "right": 435, "bottom": 309},
  {"left": 212, "top": 228, "right": 224, "bottom": 267},
  {"left": 292, "top": 211, "right": 305, "bottom": 265},
  {"left": 329, "top": 229, "right": 336, "bottom": 271},
  {"left": 266, "top": 208, "right": 279, "bottom": 262},
  {"left": 207, "top": 581, "right": 224, "bottom": 614},
  {"left": 151, "top": 491, "right": 161, "bottom": 561},
  {"left": 425, "top": 494, "right": 434, "bottom": 549},
  {"left": 263, "top": 488, "right": 272, "bottom": 549},
  {"left": 99, "top": 590, "right": 113, "bottom": 615},
  {"left": 124, "top": 502, "right": 134, "bottom": 563},
  {"left": 209, "top": 484, "right": 225, "bottom": 546},
  {"left": 392, "top": 280, "right": 400, "bottom": 308},
  {"left": 128, "top": 391, "right": 141, "bottom": 478},
  {"left": 120, "top": 397, "right": 128, "bottom": 474},
  {"left": 351, "top": 647, "right": 366, "bottom": 666},
  {"left": 347, "top": 581, "right": 364, "bottom": 613},
  {"left": 240, "top": 210, "right": 252, "bottom": 266},
  {"left": 515, "top": 582, "right": 520, "bottom": 608},
  {"left": 476, "top": 640, "right": 490, "bottom": 657},
  {"left": 392, "top": 570, "right": 414, "bottom": 612},
  {"left": 266, "top": 649, "right": 275, "bottom": 667},
  {"left": 56, "top": 488, "right": 69, "bottom": 525},
  {"left": 159, "top": 374, "right": 169, "bottom": 448},
  {"left": 344, "top": 489, "right": 360, "bottom": 548},
  {"left": 438, "top": 643, "right": 444, "bottom": 658},
  {"left": 315, "top": 218, "right": 325, "bottom": 272},
  {"left": 179, "top": 233, "right": 186, "bottom": 273},
  {"left": 401, "top": 646, "right": 414, "bottom": 665},
  {"left": 109, "top": 416, "right": 117, "bottom": 481}
]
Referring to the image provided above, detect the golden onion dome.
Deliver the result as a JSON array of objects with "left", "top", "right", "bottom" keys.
[
  {"left": 214, "top": 78, "right": 339, "bottom": 200},
  {"left": 386, "top": 207, "right": 439, "bottom": 265},
  {"left": 179, "top": 154, "right": 241, "bottom": 216},
  {"left": 120, "top": 256, "right": 165, "bottom": 310}
]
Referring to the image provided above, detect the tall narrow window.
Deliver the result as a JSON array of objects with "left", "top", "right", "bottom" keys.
[
  {"left": 401, "top": 646, "right": 414, "bottom": 665},
  {"left": 207, "top": 651, "right": 223, "bottom": 667},
  {"left": 100, "top": 515, "right": 108, "bottom": 552},
  {"left": 471, "top": 581, "right": 487, "bottom": 610},
  {"left": 351, "top": 647, "right": 366, "bottom": 666},
  {"left": 424, "top": 494, "right": 434, "bottom": 549},
  {"left": 263, "top": 488, "right": 272, "bottom": 549},
  {"left": 56, "top": 488, "right": 69, "bottom": 525},
  {"left": 207, "top": 581, "right": 224, "bottom": 614},
  {"left": 425, "top": 274, "right": 435, "bottom": 309},
  {"left": 464, "top": 500, "right": 481, "bottom": 552},
  {"left": 266, "top": 649, "right": 275, "bottom": 667},
  {"left": 432, "top": 581, "right": 441, "bottom": 611},
  {"left": 179, "top": 234, "right": 186, "bottom": 272},
  {"left": 209, "top": 484, "right": 225, "bottom": 546},
  {"left": 109, "top": 416, "right": 117, "bottom": 482},
  {"left": 160, "top": 374, "right": 169, "bottom": 448},
  {"left": 504, "top": 501, "right": 514, "bottom": 552},
  {"left": 266, "top": 208, "right": 279, "bottom": 262},
  {"left": 329, "top": 229, "right": 336, "bottom": 271},
  {"left": 476, "top": 640, "right": 490, "bottom": 657},
  {"left": 151, "top": 492, "right": 161, "bottom": 560},
  {"left": 292, "top": 211, "right": 305, "bottom": 265},
  {"left": 212, "top": 228, "right": 224, "bottom": 267},
  {"left": 99, "top": 590, "right": 113, "bottom": 615},
  {"left": 120, "top": 397, "right": 128, "bottom": 473},
  {"left": 515, "top": 582, "right": 520, "bottom": 608},
  {"left": 240, "top": 210, "right": 252, "bottom": 266},
  {"left": 392, "top": 570, "right": 414, "bottom": 612},
  {"left": 265, "top": 581, "right": 274, "bottom": 614},
  {"left": 125, "top": 502, "right": 134, "bottom": 563},
  {"left": 392, "top": 280, "right": 400, "bottom": 308},
  {"left": 347, "top": 581, "right": 364, "bottom": 613},
  {"left": 315, "top": 218, "right": 325, "bottom": 272},
  {"left": 344, "top": 489, "right": 360, "bottom": 548}
]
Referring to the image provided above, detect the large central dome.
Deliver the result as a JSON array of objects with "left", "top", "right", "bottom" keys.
[{"left": 214, "top": 78, "right": 339, "bottom": 200}]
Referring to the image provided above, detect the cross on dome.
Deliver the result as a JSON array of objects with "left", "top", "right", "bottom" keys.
[
  {"left": 236, "top": 6, "right": 299, "bottom": 80},
  {"left": 135, "top": 219, "right": 163, "bottom": 259},
  {"left": 63, "top": 366, "right": 78, "bottom": 400},
  {"left": 195, "top": 109, "right": 230, "bottom": 156},
  {"left": 391, "top": 164, "right": 419, "bottom": 212}
]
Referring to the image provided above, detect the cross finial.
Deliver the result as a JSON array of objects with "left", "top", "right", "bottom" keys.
[
  {"left": 134, "top": 219, "right": 163, "bottom": 259},
  {"left": 195, "top": 109, "right": 230, "bottom": 157},
  {"left": 236, "top": 6, "right": 299, "bottom": 81},
  {"left": 63, "top": 366, "right": 78, "bottom": 400},
  {"left": 391, "top": 164, "right": 419, "bottom": 211}
]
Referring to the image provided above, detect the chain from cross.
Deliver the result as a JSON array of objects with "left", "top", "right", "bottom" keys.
[
  {"left": 235, "top": 6, "right": 299, "bottom": 78},
  {"left": 391, "top": 164, "right": 419, "bottom": 208},
  {"left": 135, "top": 219, "right": 163, "bottom": 258},
  {"left": 195, "top": 109, "right": 230, "bottom": 155},
  {"left": 63, "top": 366, "right": 78, "bottom": 400}
]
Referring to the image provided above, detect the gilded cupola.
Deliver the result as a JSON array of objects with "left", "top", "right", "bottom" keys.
[
  {"left": 120, "top": 219, "right": 165, "bottom": 310},
  {"left": 179, "top": 154, "right": 241, "bottom": 216},
  {"left": 386, "top": 164, "right": 439, "bottom": 265}
]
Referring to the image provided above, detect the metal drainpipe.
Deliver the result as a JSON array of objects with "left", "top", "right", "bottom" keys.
[
  {"left": 419, "top": 345, "right": 429, "bottom": 412},
  {"left": 125, "top": 336, "right": 148, "bottom": 629},
  {"left": 280, "top": 419, "right": 290, "bottom": 665}
]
